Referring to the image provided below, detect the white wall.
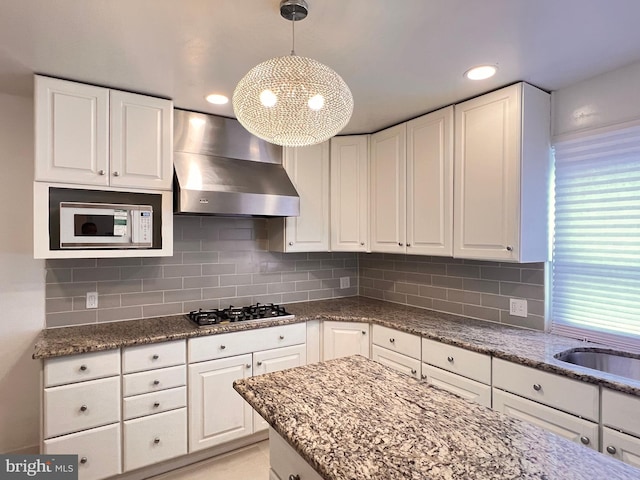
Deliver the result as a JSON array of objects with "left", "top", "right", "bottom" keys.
[
  {"left": 552, "top": 60, "right": 640, "bottom": 137},
  {"left": 0, "top": 92, "right": 44, "bottom": 453}
]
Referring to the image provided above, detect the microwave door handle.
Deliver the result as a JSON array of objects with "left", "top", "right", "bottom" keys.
[{"left": 130, "top": 210, "right": 138, "bottom": 243}]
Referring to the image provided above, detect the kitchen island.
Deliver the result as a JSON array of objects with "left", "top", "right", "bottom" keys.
[{"left": 234, "top": 355, "right": 640, "bottom": 480}]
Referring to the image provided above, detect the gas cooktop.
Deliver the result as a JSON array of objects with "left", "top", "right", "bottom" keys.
[{"left": 188, "top": 303, "right": 293, "bottom": 327}]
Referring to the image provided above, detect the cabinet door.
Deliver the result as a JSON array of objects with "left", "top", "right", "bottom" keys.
[
  {"left": 188, "top": 354, "right": 253, "bottom": 452},
  {"left": 406, "top": 106, "right": 453, "bottom": 256},
  {"left": 35, "top": 76, "right": 109, "bottom": 185},
  {"left": 372, "top": 345, "right": 420, "bottom": 379},
  {"left": 253, "top": 344, "right": 307, "bottom": 432},
  {"left": 330, "top": 135, "right": 369, "bottom": 252},
  {"left": 454, "top": 83, "right": 521, "bottom": 261},
  {"left": 322, "top": 321, "right": 369, "bottom": 361},
  {"left": 493, "top": 388, "right": 599, "bottom": 450},
  {"left": 110, "top": 91, "right": 173, "bottom": 190},
  {"left": 603, "top": 427, "right": 640, "bottom": 469},
  {"left": 280, "top": 142, "right": 330, "bottom": 252},
  {"left": 370, "top": 124, "right": 406, "bottom": 253}
]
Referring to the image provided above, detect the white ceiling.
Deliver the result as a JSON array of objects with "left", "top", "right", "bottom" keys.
[{"left": 1, "top": 0, "right": 640, "bottom": 135}]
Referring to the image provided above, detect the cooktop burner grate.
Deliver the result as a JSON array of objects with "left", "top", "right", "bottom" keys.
[{"left": 188, "top": 303, "right": 292, "bottom": 327}]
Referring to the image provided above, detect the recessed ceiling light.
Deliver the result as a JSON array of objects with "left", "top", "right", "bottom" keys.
[
  {"left": 206, "top": 94, "right": 229, "bottom": 105},
  {"left": 464, "top": 65, "right": 498, "bottom": 80}
]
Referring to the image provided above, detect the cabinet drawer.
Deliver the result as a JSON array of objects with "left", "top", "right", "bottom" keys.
[
  {"left": 603, "top": 427, "right": 640, "bottom": 469},
  {"left": 44, "top": 423, "right": 121, "bottom": 480},
  {"left": 44, "top": 376, "right": 120, "bottom": 438},
  {"left": 603, "top": 389, "right": 640, "bottom": 437},
  {"left": 123, "top": 408, "right": 187, "bottom": 472},
  {"left": 45, "top": 350, "right": 120, "bottom": 387},
  {"left": 422, "top": 364, "right": 491, "bottom": 408},
  {"left": 122, "top": 340, "right": 186, "bottom": 374},
  {"left": 189, "top": 323, "right": 306, "bottom": 363},
  {"left": 422, "top": 338, "right": 491, "bottom": 384},
  {"left": 372, "top": 325, "right": 421, "bottom": 360},
  {"left": 372, "top": 345, "right": 420, "bottom": 379},
  {"left": 123, "top": 386, "right": 187, "bottom": 420},
  {"left": 493, "top": 358, "right": 598, "bottom": 421},
  {"left": 493, "top": 388, "right": 599, "bottom": 450},
  {"left": 270, "top": 428, "right": 323, "bottom": 480},
  {"left": 123, "top": 365, "right": 186, "bottom": 397}
]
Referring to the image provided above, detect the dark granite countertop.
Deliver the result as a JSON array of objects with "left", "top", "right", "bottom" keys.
[
  {"left": 234, "top": 355, "right": 640, "bottom": 480},
  {"left": 33, "top": 296, "right": 640, "bottom": 396}
]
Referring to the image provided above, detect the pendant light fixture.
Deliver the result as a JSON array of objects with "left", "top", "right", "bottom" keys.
[{"left": 232, "top": 0, "right": 353, "bottom": 147}]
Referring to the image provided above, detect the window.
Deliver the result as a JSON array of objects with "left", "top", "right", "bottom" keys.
[{"left": 551, "top": 122, "right": 640, "bottom": 352}]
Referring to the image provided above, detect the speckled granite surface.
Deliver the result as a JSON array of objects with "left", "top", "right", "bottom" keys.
[
  {"left": 234, "top": 355, "right": 640, "bottom": 480},
  {"left": 33, "top": 296, "right": 640, "bottom": 396}
]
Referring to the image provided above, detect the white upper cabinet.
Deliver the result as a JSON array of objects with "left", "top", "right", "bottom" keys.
[
  {"left": 453, "top": 82, "right": 551, "bottom": 262},
  {"left": 370, "top": 106, "right": 454, "bottom": 256},
  {"left": 268, "top": 142, "right": 330, "bottom": 252},
  {"left": 35, "top": 75, "right": 173, "bottom": 191},
  {"left": 110, "top": 91, "right": 173, "bottom": 190},
  {"left": 330, "top": 135, "right": 369, "bottom": 252},
  {"left": 406, "top": 106, "right": 454, "bottom": 256},
  {"left": 370, "top": 123, "right": 407, "bottom": 253}
]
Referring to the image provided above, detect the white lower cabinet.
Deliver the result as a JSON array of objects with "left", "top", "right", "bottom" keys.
[
  {"left": 253, "top": 345, "right": 307, "bottom": 432},
  {"left": 603, "top": 427, "right": 640, "bottom": 468},
  {"left": 188, "top": 354, "right": 253, "bottom": 452},
  {"left": 322, "top": 321, "right": 370, "bottom": 360},
  {"left": 422, "top": 364, "right": 491, "bottom": 408},
  {"left": 372, "top": 345, "right": 420, "bottom": 379},
  {"left": 269, "top": 428, "right": 323, "bottom": 480},
  {"left": 493, "top": 388, "right": 599, "bottom": 450},
  {"left": 602, "top": 388, "right": 640, "bottom": 467},
  {"left": 44, "top": 423, "right": 122, "bottom": 480}
]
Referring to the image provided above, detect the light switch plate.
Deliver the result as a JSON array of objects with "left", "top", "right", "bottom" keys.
[
  {"left": 509, "top": 298, "right": 527, "bottom": 317},
  {"left": 86, "top": 291, "right": 98, "bottom": 309}
]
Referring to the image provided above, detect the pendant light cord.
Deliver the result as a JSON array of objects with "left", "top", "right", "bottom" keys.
[{"left": 290, "top": 16, "right": 296, "bottom": 56}]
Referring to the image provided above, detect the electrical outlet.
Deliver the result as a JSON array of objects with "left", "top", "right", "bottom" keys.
[
  {"left": 509, "top": 298, "right": 527, "bottom": 318},
  {"left": 340, "top": 277, "right": 350, "bottom": 289},
  {"left": 86, "top": 291, "right": 98, "bottom": 309}
]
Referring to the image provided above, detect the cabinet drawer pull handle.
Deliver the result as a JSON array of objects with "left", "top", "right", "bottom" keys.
[
  {"left": 288, "top": 475, "right": 300, "bottom": 480},
  {"left": 506, "top": 245, "right": 513, "bottom": 251},
  {"left": 79, "top": 405, "right": 88, "bottom": 412},
  {"left": 257, "top": 361, "right": 263, "bottom": 366},
  {"left": 79, "top": 365, "right": 87, "bottom": 371},
  {"left": 389, "top": 338, "right": 395, "bottom": 343},
  {"left": 447, "top": 356, "right": 454, "bottom": 363},
  {"left": 80, "top": 457, "right": 88, "bottom": 464},
  {"left": 154, "top": 437, "right": 160, "bottom": 444},
  {"left": 410, "top": 369, "right": 417, "bottom": 374},
  {"left": 606, "top": 445, "right": 617, "bottom": 455},
  {"left": 113, "top": 171, "right": 120, "bottom": 177},
  {"left": 279, "top": 335, "right": 285, "bottom": 340},
  {"left": 220, "top": 345, "right": 226, "bottom": 350},
  {"left": 533, "top": 384, "right": 542, "bottom": 391},
  {"left": 580, "top": 436, "right": 590, "bottom": 445},
  {"left": 153, "top": 402, "right": 160, "bottom": 408},
  {"left": 98, "top": 170, "right": 105, "bottom": 176},
  {"left": 152, "top": 354, "right": 159, "bottom": 360},
  {"left": 153, "top": 380, "right": 160, "bottom": 386}
]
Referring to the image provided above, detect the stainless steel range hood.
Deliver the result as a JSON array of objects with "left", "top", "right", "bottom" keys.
[{"left": 173, "top": 109, "right": 300, "bottom": 217}]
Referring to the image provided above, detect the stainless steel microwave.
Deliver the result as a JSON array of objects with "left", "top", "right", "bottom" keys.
[{"left": 59, "top": 202, "right": 153, "bottom": 249}]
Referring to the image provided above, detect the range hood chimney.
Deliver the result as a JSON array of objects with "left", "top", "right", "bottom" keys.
[{"left": 173, "top": 109, "right": 300, "bottom": 217}]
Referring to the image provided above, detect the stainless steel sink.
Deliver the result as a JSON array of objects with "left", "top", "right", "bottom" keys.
[{"left": 554, "top": 348, "right": 640, "bottom": 381}]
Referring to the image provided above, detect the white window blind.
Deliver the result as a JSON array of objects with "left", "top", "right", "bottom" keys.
[{"left": 552, "top": 122, "right": 640, "bottom": 353}]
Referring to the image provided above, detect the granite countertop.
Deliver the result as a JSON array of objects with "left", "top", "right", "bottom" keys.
[
  {"left": 33, "top": 296, "right": 640, "bottom": 396},
  {"left": 234, "top": 355, "right": 640, "bottom": 480}
]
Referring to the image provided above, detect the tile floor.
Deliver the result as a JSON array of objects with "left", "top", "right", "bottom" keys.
[{"left": 153, "top": 441, "right": 270, "bottom": 480}]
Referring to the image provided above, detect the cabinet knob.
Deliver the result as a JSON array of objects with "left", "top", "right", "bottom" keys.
[
  {"left": 407, "top": 243, "right": 411, "bottom": 247},
  {"left": 153, "top": 402, "right": 160, "bottom": 408},
  {"left": 447, "top": 356, "right": 454, "bottom": 363},
  {"left": 421, "top": 374, "right": 427, "bottom": 380},
  {"left": 79, "top": 405, "right": 88, "bottom": 412},
  {"left": 361, "top": 331, "right": 366, "bottom": 335},
  {"left": 154, "top": 438, "right": 160, "bottom": 445},
  {"left": 220, "top": 345, "right": 226, "bottom": 350},
  {"left": 411, "top": 369, "right": 417, "bottom": 374},
  {"left": 257, "top": 361, "right": 263, "bottom": 366},
  {"left": 389, "top": 338, "right": 395, "bottom": 343},
  {"left": 606, "top": 445, "right": 617, "bottom": 455},
  {"left": 245, "top": 363, "right": 251, "bottom": 369},
  {"left": 113, "top": 171, "right": 120, "bottom": 177},
  {"left": 398, "top": 242, "right": 404, "bottom": 246},
  {"left": 360, "top": 242, "right": 365, "bottom": 246},
  {"left": 288, "top": 242, "right": 294, "bottom": 246},
  {"left": 279, "top": 335, "right": 285, "bottom": 340},
  {"left": 533, "top": 383, "right": 542, "bottom": 391},
  {"left": 289, "top": 475, "right": 301, "bottom": 480},
  {"left": 79, "top": 365, "right": 87, "bottom": 371},
  {"left": 580, "top": 436, "right": 590, "bottom": 445},
  {"left": 506, "top": 245, "right": 513, "bottom": 251},
  {"left": 152, "top": 354, "right": 159, "bottom": 360},
  {"left": 80, "top": 457, "right": 88, "bottom": 465},
  {"left": 98, "top": 170, "right": 105, "bottom": 176},
  {"left": 153, "top": 379, "right": 160, "bottom": 386}
]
